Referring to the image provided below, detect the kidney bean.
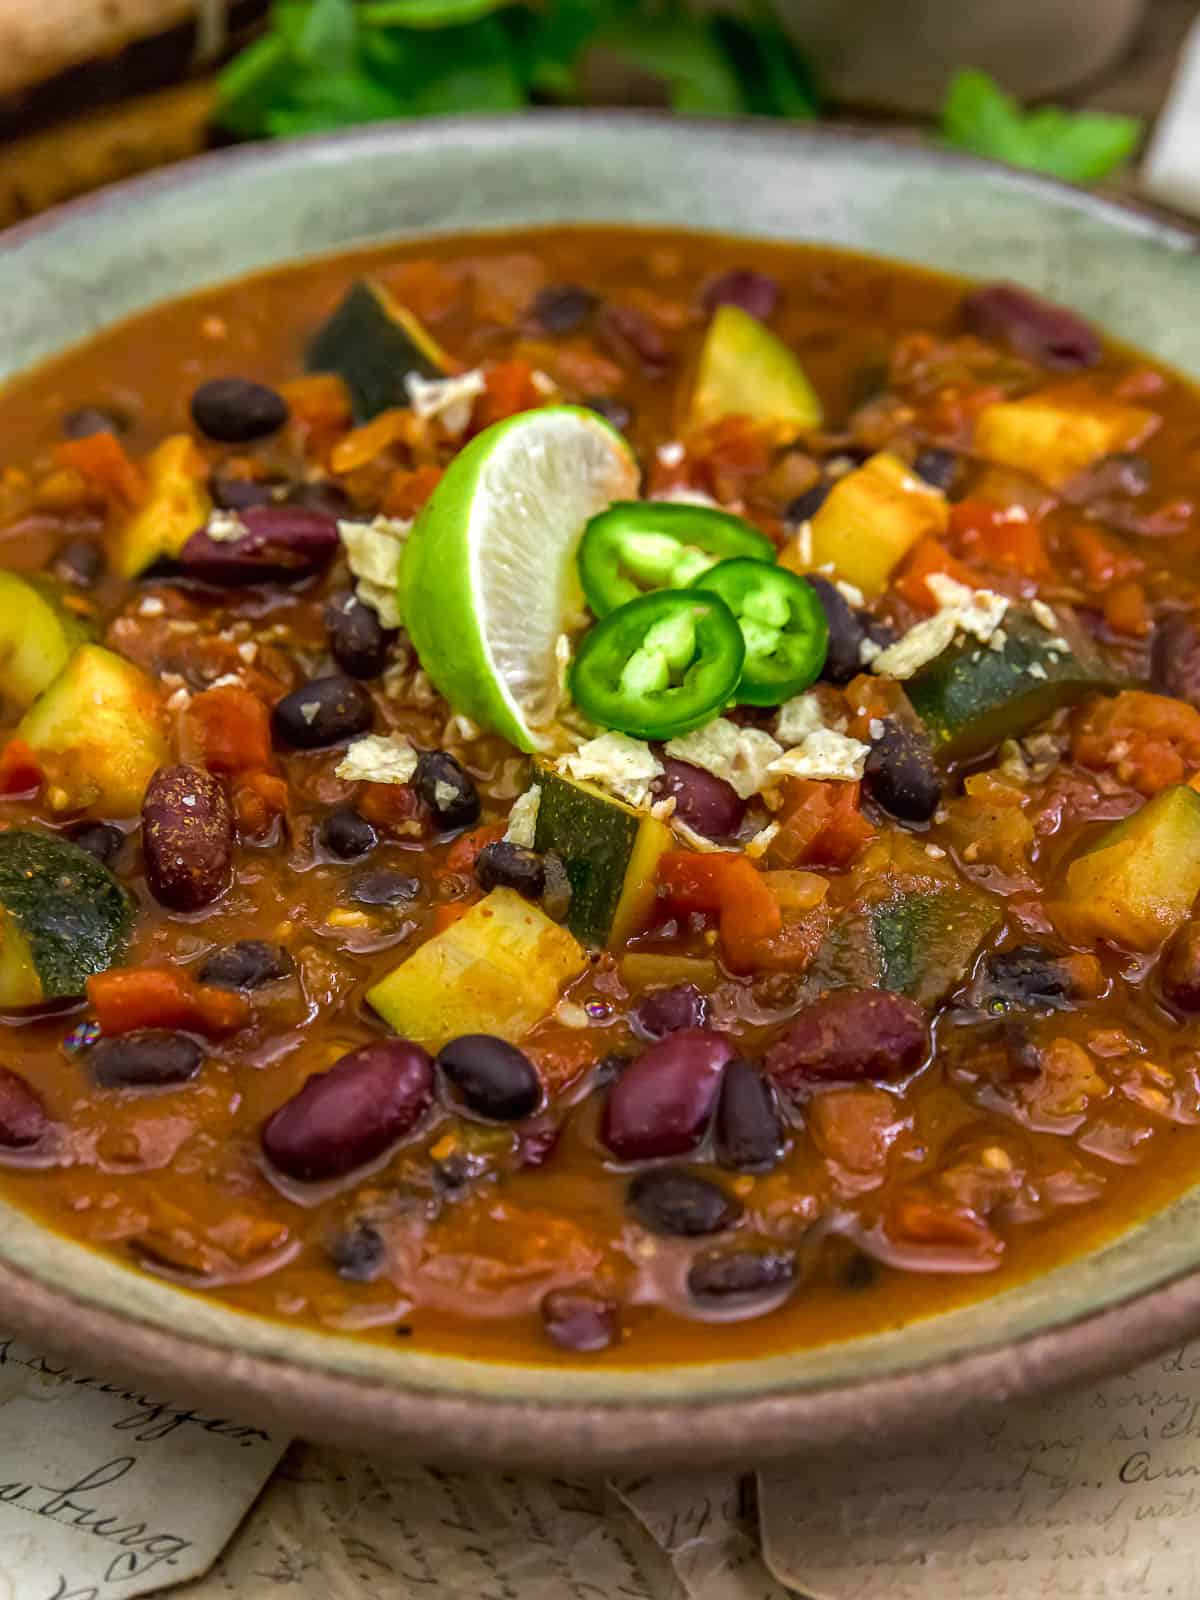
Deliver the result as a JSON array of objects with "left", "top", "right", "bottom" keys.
[
  {"left": 654, "top": 757, "right": 744, "bottom": 838},
  {"left": 272, "top": 675, "right": 373, "bottom": 749},
  {"left": 863, "top": 720, "right": 942, "bottom": 824},
  {"left": 1150, "top": 614, "right": 1200, "bottom": 710},
  {"left": 631, "top": 984, "right": 706, "bottom": 1041},
  {"left": 687, "top": 1246, "right": 795, "bottom": 1303},
  {"left": 541, "top": 1286, "right": 619, "bottom": 1352},
  {"left": 627, "top": 1168, "right": 742, "bottom": 1237},
  {"left": 66, "top": 820, "right": 124, "bottom": 866},
  {"left": 1161, "top": 921, "right": 1200, "bottom": 1012},
  {"left": 475, "top": 840, "right": 546, "bottom": 899},
  {"left": 700, "top": 268, "right": 781, "bottom": 322},
  {"left": 0, "top": 1066, "right": 48, "bottom": 1148},
  {"left": 62, "top": 405, "right": 126, "bottom": 438},
  {"left": 714, "top": 1058, "right": 783, "bottom": 1173},
  {"left": 585, "top": 395, "right": 633, "bottom": 432},
  {"left": 596, "top": 303, "right": 669, "bottom": 374},
  {"left": 530, "top": 283, "right": 598, "bottom": 334},
  {"left": 91, "top": 1030, "right": 204, "bottom": 1089},
  {"left": 438, "top": 1034, "right": 542, "bottom": 1122},
  {"left": 320, "top": 807, "right": 377, "bottom": 860},
  {"left": 328, "top": 1219, "right": 387, "bottom": 1282},
  {"left": 347, "top": 869, "right": 420, "bottom": 907},
  {"left": 601, "top": 1029, "right": 734, "bottom": 1161},
  {"left": 326, "top": 594, "right": 393, "bottom": 680},
  {"left": 262, "top": 1039, "right": 434, "bottom": 1182},
  {"left": 54, "top": 537, "right": 105, "bottom": 588},
  {"left": 180, "top": 505, "right": 340, "bottom": 586},
  {"left": 764, "top": 987, "right": 929, "bottom": 1091},
  {"left": 142, "top": 764, "right": 233, "bottom": 912},
  {"left": 208, "top": 473, "right": 281, "bottom": 511},
  {"left": 913, "top": 447, "right": 960, "bottom": 494},
  {"left": 413, "top": 750, "right": 480, "bottom": 830},
  {"left": 960, "top": 283, "right": 1101, "bottom": 371},
  {"left": 199, "top": 940, "right": 293, "bottom": 991},
  {"left": 190, "top": 376, "right": 289, "bottom": 442},
  {"left": 785, "top": 483, "right": 831, "bottom": 526}
]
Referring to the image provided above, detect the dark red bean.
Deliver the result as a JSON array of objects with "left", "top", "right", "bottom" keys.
[
  {"left": 438, "top": 1034, "right": 542, "bottom": 1122},
  {"left": 541, "top": 1286, "right": 619, "bottom": 1352},
  {"left": 700, "top": 268, "right": 781, "bottom": 322},
  {"left": 602, "top": 1028, "right": 734, "bottom": 1161},
  {"left": 142, "top": 764, "right": 233, "bottom": 912},
  {"left": 62, "top": 405, "right": 126, "bottom": 439},
  {"left": 347, "top": 869, "right": 419, "bottom": 907},
  {"left": 863, "top": 720, "right": 943, "bottom": 824},
  {"left": 714, "top": 1059, "right": 783, "bottom": 1173},
  {"left": 326, "top": 594, "right": 393, "bottom": 680},
  {"left": 54, "top": 537, "right": 105, "bottom": 587},
  {"left": 198, "top": 940, "right": 293, "bottom": 991},
  {"left": 1161, "top": 921, "right": 1200, "bottom": 1012},
  {"left": 687, "top": 1247, "right": 795, "bottom": 1303},
  {"left": 180, "top": 505, "right": 340, "bottom": 585},
  {"left": 91, "top": 1030, "right": 204, "bottom": 1089},
  {"left": 961, "top": 283, "right": 1101, "bottom": 371},
  {"left": 328, "top": 1219, "right": 387, "bottom": 1282},
  {"left": 475, "top": 840, "right": 546, "bottom": 899},
  {"left": 765, "top": 988, "right": 929, "bottom": 1091},
  {"left": 0, "top": 1066, "right": 48, "bottom": 1148},
  {"left": 272, "top": 675, "right": 373, "bottom": 749},
  {"left": 262, "top": 1039, "right": 434, "bottom": 1182},
  {"left": 66, "top": 821, "right": 123, "bottom": 866},
  {"left": 191, "top": 377, "right": 289, "bottom": 442},
  {"left": 1150, "top": 614, "right": 1200, "bottom": 710},
  {"left": 530, "top": 283, "right": 598, "bottom": 334},
  {"left": 628, "top": 1168, "right": 742, "bottom": 1237},
  {"left": 631, "top": 984, "right": 706, "bottom": 1041},
  {"left": 596, "top": 303, "right": 669, "bottom": 373},
  {"left": 654, "top": 758, "right": 744, "bottom": 838},
  {"left": 413, "top": 750, "right": 480, "bottom": 830}
]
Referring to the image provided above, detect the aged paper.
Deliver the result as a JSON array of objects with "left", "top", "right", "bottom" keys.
[
  {"left": 0, "top": 1333, "right": 287, "bottom": 1600},
  {"left": 759, "top": 1339, "right": 1200, "bottom": 1600}
]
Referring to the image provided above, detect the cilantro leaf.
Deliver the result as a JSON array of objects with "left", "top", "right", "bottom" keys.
[
  {"left": 361, "top": 0, "right": 517, "bottom": 27},
  {"left": 598, "top": 13, "right": 746, "bottom": 116},
  {"left": 942, "top": 68, "right": 1142, "bottom": 183}
]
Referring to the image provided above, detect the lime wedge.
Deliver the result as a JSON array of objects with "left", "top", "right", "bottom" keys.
[{"left": 401, "top": 406, "right": 639, "bottom": 751}]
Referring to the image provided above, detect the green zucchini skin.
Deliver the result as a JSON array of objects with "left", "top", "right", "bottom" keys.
[
  {"left": 906, "top": 610, "right": 1117, "bottom": 761},
  {"left": 0, "top": 830, "right": 133, "bottom": 999},
  {"left": 306, "top": 280, "right": 446, "bottom": 421},
  {"left": 534, "top": 769, "right": 639, "bottom": 947},
  {"left": 871, "top": 887, "right": 1002, "bottom": 1008}
]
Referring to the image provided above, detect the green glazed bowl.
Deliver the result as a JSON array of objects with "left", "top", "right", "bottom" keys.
[{"left": 1, "top": 114, "right": 1198, "bottom": 1471}]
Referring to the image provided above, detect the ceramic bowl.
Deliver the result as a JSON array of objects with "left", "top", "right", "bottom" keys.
[{"left": 1, "top": 115, "right": 1199, "bottom": 1472}]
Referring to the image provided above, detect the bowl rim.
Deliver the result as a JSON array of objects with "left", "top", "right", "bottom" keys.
[{"left": 4, "top": 110, "right": 1200, "bottom": 1470}]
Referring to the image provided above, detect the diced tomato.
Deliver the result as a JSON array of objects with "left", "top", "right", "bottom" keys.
[
  {"left": 1069, "top": 524, "right": 1144, "bottom": 588},
  {"left": 278, "top": 373, "right": 353, "bottom": 430},
  {"left": 438, "top": 821, "right": 506, "bottom": 878},
  {"left": 359, "top": 781, "right": 432, "bottom": 839},
  {"left": 657, "top": 850, "right": 782, "bottom": 974},
  {"left": 0, "top": 738, "right": 41, "bottom": 797},
  {"left": 55, "top": 433, "right": 146, "bottom": 507},
  {"left": 382, "top": 464, "right": 443, "bottom": 519},
  {"left": 329, "top": 410, "right": 409, "bottom": 474},
  {"left": 233, "top": 770, "right": 289, "bottom": 840},
  {"left": 378, "top": 256, "right": 465, "bottom": 323},
  {"left": 767, "top": 779, "right": 875, "bottom": 870},
  {"left": 1073, "top": 690, "right": 1200, "bottom": 794},
  {"left": 886, "top": 1192, "right": 1002, "bottom": 1256},
  {"left": 1103, "top": 578, "right": 1152, "bottom": 638},
  {"left": 473, "top": 361, "right": 544, "bottom": 430},
  {"left": 893, "top": 536, "right": 980, "bottom": 610},
  {"left": 180, "top": 686, "right": 272, "bottom": 775},
  {"left": 87, "top": 967, "right": 250, "bottom": 1036},
  {"left": 948, "top": 498, "right": 1050, "bottom": 580}
]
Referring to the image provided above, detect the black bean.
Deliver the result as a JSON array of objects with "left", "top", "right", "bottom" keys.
[
  {"left": 61, "top": 406, "right": 126, "bottom": 439},
  {"left": 541, "top": 1287, "right": 619, "bottom": 1352},
  {"left": 66, "top": 821, "right": 123, "bottom": 866},
  {"left": 1150, "top": 614, "right": 1200, "bottom": 710},
  {"left": 863, "top": 720, "right": 942, "bottom": 824},
  {"left": 700, "top": 268, "right": 781, "bottom": 322},
  {"left": 272, "top": 675, "right": 373, "bottom": 750},
  {"left": 961, "top": 282, "right": 1101, "bottom": 371},
  {"left": 784, "top": 483, "right": 830, "bottom": 525},
  {"left": 687, "top": 1247, "right": 795, "bottom": 1303},
  {"left": 807, "top": 575, "right": 868, "bottom": 686},
  {"left": 913, "top": 447, "right": 960, "bottom": 494},
  {"left": 326, "top": 594, "right": 392, "bottom": 679},
  {"left": 530, "top": 283, "right": 598, "bottom": 334},
  {"left": 347, "top": 869, "right": 419, "bottom": 907},
  {"left": 142, "top": 764, "right": 233, "bottom": 912},
  {"left": 54, "top": 537, "right": 105, "bottom": 588},
  {"left": 91, "top": 1030, "right": 204, "bottom": 1089},
  {"left": 714, "top": 1058, "right": 783, "bottom": 1173},
  {"left": 627, "top": 1168, "right": 742, "bottom": 1237},
  {"left": 981, "top": 945, "right": 1086, "bottom": 1011},
  {"left": 475, "top": 840, "right": 546, "bottom": 899},
  {"left": 413, "top": 750, "right": 480, "bottom": 830},
  {"left": 1161, "top": 921, "right": 1200, "bottom": 1012},
  {"left": 438, "top": 1034, "right": 541, "bottom": 1122},
  {"left": 191, "top": 377, "right": 289, "bottom": 443},
  {"left": 631, "top": 984, "right": 706, "bottom": 1041},
  {"left": 0, "top": 1065, "right": 48, "bottom": 1148},
  {"left": 286, "top": 478, "right": 354, "bottom": 517},
  {"left": 842, "top": 1251, "right": 878, "bottom": 1290},
  {"left": 199, "top": 940, "right": 293, "bottom": 991},
  {"left": 320, "top": 807, "right": 377, "bottom": 860},
  {"left": 584, "top": 395, "right": 633, "bottom": 432},
  {"left": 328, "top": 1219, "right": 387, "bottom": 1282},
  {"left": 180, "top": 504, "right": 340, "bottom": 586},
  {"left": 208, "top": 474, "right": 281, "bottom": 511}
]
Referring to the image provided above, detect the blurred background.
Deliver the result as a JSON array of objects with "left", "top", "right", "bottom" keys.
[{"left": 0, "top": 0, "right": 1195, "bottom": 226}]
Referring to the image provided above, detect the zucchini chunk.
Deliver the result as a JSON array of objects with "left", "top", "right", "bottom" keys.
[
  {"left": 533, "top": 766, "right": 673, "bottom": 949},
  {"left": 1049, "top": 785, "right": 1200, "bottom": 952},
  {"left": 906, "top": 609, "right": 1116, "bottom": 762},
  {"left": 0, "top": 572, "right": 91, "bottom": 709},
  {"left": 807, "top": 451, "right": 948, "bottom": 597},
  {"left": 111, "top": 434, "right": 211, "bottom": 579},
  {"left": 0, "top": 830, "right": 133, "bottom": 1006},
  {"left": 306, "top": 278, "right": 453, "bottom": 422},
  {"left": 974, "top": 385, "right": 1158, "bottom": 490},
  {"left": 688, "top": 304, "right": 822, "bottom": 439},
  {"left": 872, "top": 886, "right": 1002, "bottom": 1007},
  {"left": 367, "top": 887, "right": 588, "bottom": 1051},
  {"left": 17, "top": 644, "right": 168, "bottom": 816}
]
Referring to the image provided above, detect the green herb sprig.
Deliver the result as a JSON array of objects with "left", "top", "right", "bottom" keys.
[{"left": 941, "top": 68, "right": 1142, "bottom": 183}]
